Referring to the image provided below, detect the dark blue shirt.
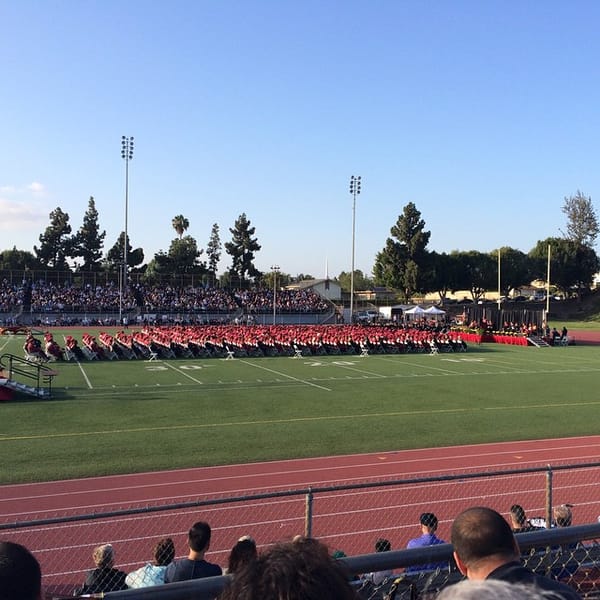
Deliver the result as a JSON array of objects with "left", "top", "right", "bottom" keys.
[{"left": 164, "top": 558, "right": 222, "bottom": 583}]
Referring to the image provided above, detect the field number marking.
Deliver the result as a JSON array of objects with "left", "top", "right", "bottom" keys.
[
  {"left": 305, "top": 361, "right": 358, "bottom": 367},
  {"left": 441, "top": 358, "right": 484, "bottom": 363},
  {"left": 146, "top": 364, "right": 210, "bottom": 371}
]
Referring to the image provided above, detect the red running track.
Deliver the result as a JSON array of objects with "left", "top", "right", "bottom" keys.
[{"left": 1, "top": 436, "right": 600, "bottom": 595}]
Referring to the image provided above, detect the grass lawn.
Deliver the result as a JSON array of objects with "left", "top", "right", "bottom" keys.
[
  {"left": 549, "top": 319, "right": 600, "bottom": 329},
  {"left": 1, "top": 328, "right": 599, "bottom": 484}
]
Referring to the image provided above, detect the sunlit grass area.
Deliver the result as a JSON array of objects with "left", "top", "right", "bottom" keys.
[{"left": 1, "top": 329, "right": 598, "bottom": 483}]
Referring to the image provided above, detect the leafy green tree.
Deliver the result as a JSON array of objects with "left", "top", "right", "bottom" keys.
[
  {"left": 106, "top": 232, "right": 144, "bottom": 271},
  {"left": 167, "top": 235, "right": 206, "bottom": 275},
  {"left": 0, "top": 247, "right": 40, "bottom": 271},
  {"left": 373, "top": 202, "right": 430, "bottom": 302},
  {"left": 425, "top": 251, "right": 462, "bottom": 301},
  {"left": 529, "top": 237, "right": 599, "bottom": 296},
  {"left": 262, "top": 270, "right": 291, "bottom": 289},
  {"left": 206, "top": 223, "right": 222, "bottom": 284},
  {"left": 224, "top": 213, "right": 262, "bottom": 287},
  {"left": 561, "top": 190, "right": 599, "bottom": 247},
  {"left": 73, "top": 196, "right": 105, "bottom": 271},
  {"left": 293, "top": 273, "right": 315, "bottom": 282},
  {"left": 494, "top": 247, "right": 534, "bottom": 297},
  {"left": 218, "top": 270, "right": 243, "bottom": 289},
  {"left": 452, "top": 250, "right": 496, "bottom": 300},
  {"left": 145, "top": 235, "right": 206, "bottom": 283},
  {"left": 34, "top": 207, "right": 74, "bottom": 270},
  {"left": 373, "top": 238, "right": 405, "bottom": 291},
  {"left": 172, "top": 215, "right": 190, "bottom": 240},
  {"left": 336, "top": 270, "right": 374, "bottom": 292},
  {"left": 142, "top": 251, "right": 172, "bottom": 283}
]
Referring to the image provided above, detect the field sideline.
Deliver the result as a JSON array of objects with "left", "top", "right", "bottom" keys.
[{"left": 1, "top": 327, "right": 600, "bottom": 484}]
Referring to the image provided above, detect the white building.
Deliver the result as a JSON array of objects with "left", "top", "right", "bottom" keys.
[{"left": 285, "top": 278, "right": 342, "bottom": 301}]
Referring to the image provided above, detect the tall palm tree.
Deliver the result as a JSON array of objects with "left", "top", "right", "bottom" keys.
[{"left": 172, "top": 215, "right": 190, "bottom": 239}]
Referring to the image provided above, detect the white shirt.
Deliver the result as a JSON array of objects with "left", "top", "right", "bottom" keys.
[{"left": 126, "top": 563, "right": 168, "bottom": 588}]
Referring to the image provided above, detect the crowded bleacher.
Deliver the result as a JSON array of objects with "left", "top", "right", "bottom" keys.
[{"left": 0, "top": 280, "right": 330, "bottom": 317}]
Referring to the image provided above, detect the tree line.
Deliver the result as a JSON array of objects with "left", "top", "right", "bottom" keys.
[
  {"left": 1, "top": 199, "right": 263, "bottom": 288},
  {"left": 371, "top": 191, "right": 599, "bottom": 302},
  {"left": 1, "top": 191, "right": 598, "bottom": 299}
]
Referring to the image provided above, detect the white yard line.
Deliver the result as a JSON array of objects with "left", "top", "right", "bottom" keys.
[
  {"left": 76, "top": 361, "right": 93, "bottom": 389},
  {"left": 333, "top": 363, "right": 386, "bottom": 378},
  {"left": 162, "top": 361, "right": 204, "bottom": 384},
  {"left": 239, "top": 360, "right": 332, "bottom": 391}
]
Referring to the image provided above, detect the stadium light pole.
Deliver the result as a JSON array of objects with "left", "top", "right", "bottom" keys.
[
  {"left": 497, "top": 248, "right": 501, "bottom": 310},
  {"left": 349, "top": 175, "right": 361, "bottom": 322},
  {"left": 271, "top": 265, "right": 280, "bottom": 325},
  {"left": 120, "top": 136, "right": 134, "bottom": 324}
]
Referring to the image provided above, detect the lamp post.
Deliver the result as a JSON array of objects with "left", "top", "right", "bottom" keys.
[
  {"left": 349, "top": 175, "right": 361, "bottom": 322},
  {"left": 271, "top": 265, "right": 280, "bottom": 325},
  {"left": 497, "top": 248, "right": 501, "bottom": 310},
  {"left": 120, "top": 136, "right": 134, "bottom": 324}
]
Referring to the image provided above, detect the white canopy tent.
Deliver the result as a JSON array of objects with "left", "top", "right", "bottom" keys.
[
  {"left": 404, "top": 305, "right": 426, "bottom": 321},
  {"left": 424, "top": 306, "right": 445, "bottom": 315}
]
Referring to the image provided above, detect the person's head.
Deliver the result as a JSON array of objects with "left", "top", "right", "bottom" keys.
[
  {"left": 188, "top": 521, "right": 212, "bottom": 553},
  {"left": 437, "top": 578, "right": 556, "bottom": 600},
  {"left": 0, "top": 541, "right": 42, "bottom": 600},
  {"left": 153, "top": 537, "right": 175, "bottom": 566},
  {"left": 218, "top": 538, "right": 357, "bottom": 600},
  {"left": 375, "top": 538, "right": 391, "bottom": 553},
  {"left": 451, "top": 507, "right": 518, "bottom": 579},
  {"left": 553, "top": 505, "right": 573, "bottom": 527},
  {"left": 509, "top": 504, "right": 527, "bottom": 528},
  {"left": 420, "top": 512, "right": 439, "bottom": 532},
  {"left": 93, "top": 544, "right": 114, "bottom": 568},
  {"left": 227, "top": 537, "right": 258, "bottom": 574}
]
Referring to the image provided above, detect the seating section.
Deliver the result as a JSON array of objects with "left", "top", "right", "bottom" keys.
[
  {"left": 49, "top": 325, "right": 467, "bottom": 361},
  {"left": 0, "top": 281, "right": 331, "bottom": 316}
]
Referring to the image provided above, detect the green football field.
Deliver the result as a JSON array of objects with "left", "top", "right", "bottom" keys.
[{"left": 1, "top": 329, "right": 599, "bottom": 484}]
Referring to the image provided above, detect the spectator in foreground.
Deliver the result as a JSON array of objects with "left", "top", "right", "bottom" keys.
[
  {"left": 406, "top": 512, "right": 447, "bottom": 572},
  {"left": 437, "top": 578, "right": 560, "bottom": 600},
  {"left": 551, "top": 505, "right": 578, "bottom": 580},
  {"left": 218, "top": 537, "right": 358, "bottom": 600},
  {"left": 164, "top": 521, "right": 222, "bottom": 583},
  {"left": 225, "top": 536, "right": 258, "bottom": 575},
  {"left": 125, "top": 537, "right": 175, "bottom": 588},
  {"left": 509, "top": 504, "right": 541, "bottom": 533},
  {"left": 450, "top": 506, "right": 581, "bottom": 600},
  {"left": 361, "top": 537, "right": 393, "bottom": 585},
  {"left": 0, "top": 540, "right": 42, "bottom": 600},
  {"left": 554, "top": 505, "right": 573, "bottom": 527},
  {"left": 75, "top": 543, "right": 127, "bottom": 594}
]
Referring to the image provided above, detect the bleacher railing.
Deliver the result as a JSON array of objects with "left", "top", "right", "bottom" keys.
[{"left": 1, "top": 462, "right": 599, "bottom": 598}]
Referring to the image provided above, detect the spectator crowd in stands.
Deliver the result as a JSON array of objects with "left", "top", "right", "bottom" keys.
[{"left": 0, "top": 280, "right": 330, "bottom": 317}]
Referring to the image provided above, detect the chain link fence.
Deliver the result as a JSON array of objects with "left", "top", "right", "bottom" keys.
[{"left": 1, "top": 462, "right": 600, "bottom": 598}]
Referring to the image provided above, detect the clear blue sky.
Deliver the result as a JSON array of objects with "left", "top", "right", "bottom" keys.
[{"left": 2, "top": 0, "right": 599, "bottom": 279}]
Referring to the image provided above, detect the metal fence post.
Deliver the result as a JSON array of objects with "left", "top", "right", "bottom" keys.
[
  {"left": 545, "top": 464, "right": 553, "bottom": 528},
  {"left": 305, "top": 488, "right": 313, "bottom": 538}
]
